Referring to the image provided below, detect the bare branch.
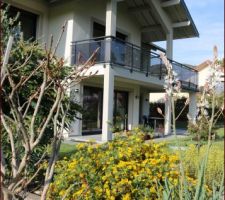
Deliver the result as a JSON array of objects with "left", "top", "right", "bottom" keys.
[
  {"left": 52, "top": 21, "right": 67, "bottom": 58},
  {"left": 30, "top": 63, "right": 47, "bottom": 143},
  {"left": 1, "top": 148, "right": 6, "bottom": 179},
  {"left": 1, "top": 115, "right": 18, "bottom": 177},
  {"left": 32, "top": 87, "right": 62, "bottom": 149}
]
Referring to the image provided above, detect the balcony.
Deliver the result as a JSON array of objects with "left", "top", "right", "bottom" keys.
[{"left": 71, "top": 36, "right": 198, "bottom": 91}]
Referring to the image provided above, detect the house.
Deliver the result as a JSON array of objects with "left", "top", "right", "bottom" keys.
[
  {"left": 4, "top": 0, "right": 199, "bottom": 141},
  {"left": 196, "top": 60, "right": 224, "bottom": 93}
]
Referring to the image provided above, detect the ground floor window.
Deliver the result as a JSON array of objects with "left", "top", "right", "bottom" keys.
[{"left": 82, "top": 86, "right": 128, "bottom": 133}]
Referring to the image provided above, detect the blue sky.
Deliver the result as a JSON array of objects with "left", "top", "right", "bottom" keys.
[{"left": 155, "top": 0, "right": 224, "bottom": 65}]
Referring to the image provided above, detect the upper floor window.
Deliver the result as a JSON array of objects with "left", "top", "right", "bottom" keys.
[
  {"left": 8, "top": 6, "right": 37, "bottom": 41},
  {"left": 93, "top": 22, "right": 127, "bottom": 41}
]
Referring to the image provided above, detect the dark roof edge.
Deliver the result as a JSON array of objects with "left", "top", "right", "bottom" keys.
[{"left": 180, "top": 0, "right": 199, "bottom": 37}]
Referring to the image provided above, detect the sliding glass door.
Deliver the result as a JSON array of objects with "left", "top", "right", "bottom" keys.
[
  {"left": 113, "top": 91, "right": 128, "bottom": 131},
  {"left": 82, "top": 87, "right": 103, "bottom": 132},
  {"left": 82, "top": 86, "right": 128, "bottom": 133}
]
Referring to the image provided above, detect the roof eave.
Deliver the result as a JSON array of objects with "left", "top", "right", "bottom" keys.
[{"left": 180, "top": 0, "right": 199, "bottom": 37}]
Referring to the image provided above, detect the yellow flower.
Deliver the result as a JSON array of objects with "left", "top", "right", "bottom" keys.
[
  {"left": 106, "top": 188, "right": 111, "bottom": 197},
  {"left": 59, "top": 190, "right": 66, "bottom": 196},
  {"left": 122, "top": 193, "right": 131, "bottom": 200},
  {"left": 150, "top": 187, "right": 156, "bottom": 194},
  {"left": 150, "top": 159, "right": 157, "bottom": 165}
]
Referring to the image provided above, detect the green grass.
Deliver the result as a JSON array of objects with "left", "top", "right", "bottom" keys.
[
  {"left": 58, "top": 126, "right": 223, "bottom": 157},
  {"left": 163, "top": 126, "right": 224, "bottom": 148},
  {"left": 59, "top": 143, "right": 77, "bottom": 158},
  {"left": 216, "top": 127, "right": 224, "bottom": 139}
]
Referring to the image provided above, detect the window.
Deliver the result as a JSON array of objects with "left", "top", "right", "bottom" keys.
[
  {"left": 93, "top": 22, "right": 127, "bottom": 41},
  {"left": 82, "top": 86, "right": 128, "bottom": 133},
  {"left": 7, "top": 6, "right": 38, "bottom": 41}
]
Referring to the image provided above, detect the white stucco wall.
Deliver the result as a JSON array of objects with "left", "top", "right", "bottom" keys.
[
  {"left": 198, "top": 67, "right": 210, "bottom": 87},
  {"left": 48, "top": 1, "right": 75, "bottom": 63},
  {"left": 7, "top": 0, "right": 142, "bottom": 63},
  {"left": 48, "top": 0, "right": 141, "bottom": 60}
]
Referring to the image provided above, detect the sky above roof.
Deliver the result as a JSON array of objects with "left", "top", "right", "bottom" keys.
[{"left": 155, "top": 0, "right": 224, "bottom": 66}]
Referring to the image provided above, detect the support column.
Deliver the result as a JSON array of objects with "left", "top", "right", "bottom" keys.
[
  {"left": 105, "top": 0, "right": 117, "bottom": 36},
  {"left": 102, "top": 0, "right": 117, "bottom": 142},
  {"left": 102, "top": 66, "right": 114, "bottom": 141},
  {"left": 166, "top": 29, "right": 173, "bottom": 59},
  {"left": 164, "top": 96, "right": 172, "bottom": 135},
  {"left": 165, "top": 28, "right": 173, "bottom": 135},
  {"left": 188, "top": 92, "right": 197, "bottom": 123}
]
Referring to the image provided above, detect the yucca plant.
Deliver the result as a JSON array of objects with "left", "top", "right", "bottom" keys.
[{"left": 160, "top": 46, "right": 224, "bottom": 200}]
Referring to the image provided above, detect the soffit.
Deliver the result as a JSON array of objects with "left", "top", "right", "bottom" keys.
[
  {"left": 125, "top": 0, "right": 199, "bottom": 42},
  {"left": 46, "top": 0, "right": 199, "bottom": 42}
]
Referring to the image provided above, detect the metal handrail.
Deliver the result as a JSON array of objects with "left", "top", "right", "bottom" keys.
[
  {"left": 72, "top": 36, "right": 198, "bottom": 72},
  {"left": 71, "top": 36, "right": 198, "bottom": 90}
]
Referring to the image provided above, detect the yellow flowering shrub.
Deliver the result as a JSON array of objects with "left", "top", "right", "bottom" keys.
[
  {"left": 48, "top": 135, "right": 196, "bottom": 200},
  {"left": 183, "top": 143, "right": 224, "bottom": 188}
]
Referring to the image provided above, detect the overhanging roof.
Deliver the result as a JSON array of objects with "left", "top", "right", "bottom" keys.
[
  {"left": 47, "top": 0, "right": 199, "bottom": 42},
  {"left": 125, "top": 0, "right": 199, "bottom": 42}
]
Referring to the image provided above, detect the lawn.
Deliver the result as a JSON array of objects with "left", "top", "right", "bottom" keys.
[
  {"left": 59, "top": 142, "right": 77, "bottom": 158},
  {"left": 59, "top": 126, "right": 224, "bottom": 156}
]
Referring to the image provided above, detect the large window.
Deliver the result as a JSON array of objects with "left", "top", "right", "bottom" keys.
[
  {"left": 82, "top": 87, "right": 103, "bottom": 132},
  {"left": 7, "top": 6, "right": 38, "bottom": 41},
  {"left": 82, "top": 86, "right": 128, "bottom": 133},
  {"left": 113, "top": 91, "right": 128, "bottom": 131}
]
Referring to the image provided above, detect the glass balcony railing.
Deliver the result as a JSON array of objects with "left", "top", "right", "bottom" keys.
[{"left": 71, "top": 36, "right": 198, "bottom": 91}]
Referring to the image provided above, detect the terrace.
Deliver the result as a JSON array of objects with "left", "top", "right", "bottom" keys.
[{"left": 71, "top": 36, "right": 198, "bottom": 91}]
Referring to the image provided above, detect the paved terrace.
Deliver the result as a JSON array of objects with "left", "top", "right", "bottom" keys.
[{"left": 64, "top": 129, "right": 188, "bottom": 144}]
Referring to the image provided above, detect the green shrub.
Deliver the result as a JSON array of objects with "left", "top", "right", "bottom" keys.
[
  {"left": 48, "top": 134, "right": 211, "bottom": 200},
  {"left": 48, "top": 135, "right": 184, "bottom": 199}
]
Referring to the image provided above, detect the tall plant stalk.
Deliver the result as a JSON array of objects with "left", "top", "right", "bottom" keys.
[{"left": 160, "top": 46, "right": 224, "bottom": 199}]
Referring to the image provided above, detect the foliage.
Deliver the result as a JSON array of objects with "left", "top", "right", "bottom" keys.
[
  {"left": 187, "top": 116, "right": 216, "bottom": 140},
  {"left": 111, "top": 115, "right": 126, "bottom": 133},
  {"left": 48, "top": 134, "right": 214, "bottom": 200},
  {"left": 216, "top": 127, "right": 224, "bottom": 139},
  {"left": 187, "top": 51, "right": 224, "bottom": 142},
  {"left": 48, "top": 135, "right": 188, "bottom": 200},
  {"left": 1, "top": 4, "right": 21, "bottom": 50},
  {"left": 132, "top": 125, "right": 154, "bottom": 138},
  {"left": 1, "top": 5, "right": 97, "bottom": 199},
  {"left": 160, "top": 47, "right": 224, "bottom": 199},
  {"left": 182, "top": 144, "right": 224, "bottom": 189},
  {"left": 1, "top": 8, "right": 77, "bottom": 189}
]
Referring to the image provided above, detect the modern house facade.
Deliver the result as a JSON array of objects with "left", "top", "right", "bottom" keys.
[{"left": 4, "top": 0, "right": 199, "bottom": 141}]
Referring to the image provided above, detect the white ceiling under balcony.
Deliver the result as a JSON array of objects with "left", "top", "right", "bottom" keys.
[{"left": 125, "top": 0, "right": 199, "bottom": 43}]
